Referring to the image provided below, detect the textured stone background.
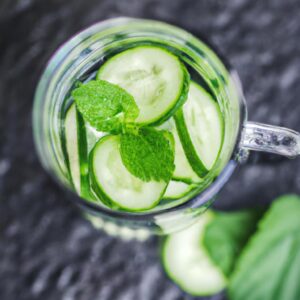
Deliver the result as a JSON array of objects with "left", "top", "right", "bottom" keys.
[{"left": 1, "top": 0, "right": 300, "bottom": 299}]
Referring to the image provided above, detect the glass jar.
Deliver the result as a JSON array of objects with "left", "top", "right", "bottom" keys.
[{"left": 33, "top": 18, "right": 300, "bottom": 235}]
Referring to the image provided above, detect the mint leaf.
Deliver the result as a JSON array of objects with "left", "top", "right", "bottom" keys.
[
  {"left": 203, "top": 209, "right": 262, "bottom": 277},
  {"left": 72, "top": 80, "right": 139, "bottom": 133},
  {"left": 120, "top": 127, "right": 175, "bottom": 182},
  {"left": 229, "top": 195, "right": 300, "bottom": 300}
]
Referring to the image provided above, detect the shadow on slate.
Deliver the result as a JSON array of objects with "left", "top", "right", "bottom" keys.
[{"left": 0, "top": 0, "right": 300, "bottom": 300}]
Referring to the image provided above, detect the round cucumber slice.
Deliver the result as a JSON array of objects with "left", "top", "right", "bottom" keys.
[
  {"left": 175, "top": 82, "right": 223, "bottom": 177},
  {"left": 163, "top": 180, "right": 194, "bottom": 200},
  {"left": 90, "top": 135, "right": 167, "bottom": 211},
  {"left": 162, "top": 211, "right": 227, "bottom": 296},
  {"left": 97, "top": 46, "right": 189, "bottom": 126}
]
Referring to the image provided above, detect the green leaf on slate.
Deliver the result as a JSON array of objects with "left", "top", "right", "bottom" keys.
[
  {"left": 120, "top": 127, "right": 175, "bottom": 182},
  {"left": 72, "top": 80, "right": 139, "bottom": 133},
  {"left": 229, "top": 195, "right": 300, "bottom": 300},
  {"left": 203, "top": 209, "right": 263, "bottom": 277}
]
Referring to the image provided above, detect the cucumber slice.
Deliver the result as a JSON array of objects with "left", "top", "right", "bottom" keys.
[
  {"left": 175, "top": 82, "right": 223, "bottom": 177},
  {"left": 160, "top": 119, "right": 201, "bottom": 183},
  {"left": 163, "top": 180, "right": 194, "bottom": 200},
  {"left": 63, "top": 103, "right": 90, "bottom": 198},
  {"left": 162, "top": 211, "right": 227, "bottom": 296},
  {"left": 97, "top": 46, "right": 189, "bottom": 126},
  {"left": 90, "top": 135, "right": 167, "bottom": 212}
]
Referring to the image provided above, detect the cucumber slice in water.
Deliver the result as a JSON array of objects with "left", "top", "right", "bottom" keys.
[
  {"left": 97, "top": 46, "right": 189, "bottom": 126},
  {"left": 163, "top": 180, "right": 194, "bottom": 200},
  {"left": 90, "top": 135, "right": 167, "bottom": 212},
  {"left": 162, "top": 211, "right": 227, "bottom": 296},
  {"left": 175, "top": 82, "right": 223, "bottom": 177},
  {"left": 160, "top": 118, "right": 201, "bottom": 183},
  {"left": 63, "top": 104, "right": 90, "bottom": 198}
]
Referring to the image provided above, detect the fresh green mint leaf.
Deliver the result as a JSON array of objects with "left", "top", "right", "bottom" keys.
[
  {"left": 120, "top": 127, "right": 175, "bottom": 182},
  {"left": 203, "top": 209, "right": 263, "bottom": 277},
  {"left": 229, "top": 195, "right": 300, "bottom": 300},
  {"left": 72, "top": 80, "right": 139, "bottom": 133}
]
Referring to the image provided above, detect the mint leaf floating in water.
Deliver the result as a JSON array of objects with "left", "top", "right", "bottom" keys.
[
  {"left": 73, "top": 80, "right": 175, "bottom": 183},
  {"left": 229, "top": 195, "right": 300, "bottom": 300},
  {"left": 203, "top": 210, "right": 263, "bottom": 277},
  {"left": 72, "top": 80, "right": 139, "bottom": 133},
  {"left": 120, "top": 127, "right": 175, "bottom": 182}
]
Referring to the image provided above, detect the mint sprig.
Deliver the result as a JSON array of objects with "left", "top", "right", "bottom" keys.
[
  {"left": 72, "top": 80, "right": 139, "bottom": 133},
  {"left": 72, "top": 79, "right": 175, "bottom": 183},
  {"left": 203, "top": 209, "right": 263, "bottom": 277},
  {"left": 120, "top": 128, "right": 175, "bottom": 182}
]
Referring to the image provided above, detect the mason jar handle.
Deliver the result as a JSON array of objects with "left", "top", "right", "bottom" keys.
[{"left": 240, "top": 121, "right": 300, "bottom": 158}]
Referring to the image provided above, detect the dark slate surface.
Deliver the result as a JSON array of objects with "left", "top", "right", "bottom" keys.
[{"left": 1, "top": 1, "right": 300, "bottom": 299}]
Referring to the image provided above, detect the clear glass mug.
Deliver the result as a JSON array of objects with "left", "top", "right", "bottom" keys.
[{"left": 33, "top": 17, "right": 300, "bottom": 236}]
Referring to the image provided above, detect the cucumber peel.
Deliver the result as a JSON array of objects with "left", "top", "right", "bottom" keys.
[
  {"left": 63, "top": 104, "right": 90, "bottom": 199},
  {"left": 175, "top": 82, "right": 223, "bottom": 177},
  {"left": 162, "top": 211, "right": 227, "bottom": 296}
]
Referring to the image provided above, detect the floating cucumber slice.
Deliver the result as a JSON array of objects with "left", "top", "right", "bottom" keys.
[
  {"left": 63, "top": 103, "right": 90, "bottom": 198},
  {"left": 163, "top": 180, "right": 194, "bottom": 200},
  {"left": 162, "top": 211, "right": 227, "bottom": 296},
  {"left": 160, "top": 118, "right": 201, "bottom": 183},
  {"left": 90, "top": 135, "right": 167, "bottom": 212},
  {"left": 175, "top": 82, "right": 223, "bottom": 177},
  {"left": 97, "top": 45, "right": 189, "bottom": 126}
]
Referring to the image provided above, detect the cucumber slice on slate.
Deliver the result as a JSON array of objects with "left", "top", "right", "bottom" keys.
[{"left": 162, "top": 211, "right": 227, "bottom": 296}]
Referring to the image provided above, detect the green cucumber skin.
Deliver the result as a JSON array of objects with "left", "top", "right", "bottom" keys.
[
  {"left": 89, "top": 161, "right": 116, "bottom": 209},
  {"left": 162, "top": 177, "right": 212, "bottom": 202},
  {"left": 61, "top": 104, "right": 75, "bottom": 190},
  {"left": 97, "top": 45, "right": 190, "bottom": 127},
  {"left": 174, "top": 108, "right": 209, "bottom": 178},
  {"left": 89, "top": 135, "right": 117, "bottom": 208},
  {"left": 171, "top": 176, "right": 197, "bottom": 185},
  {"left": 197, "top": 85, "right": 225, "bottom": 174},
  {"left": 89, "top": 135, "right": 168, "bottom": 212},
  {"left": 212, "top": 99, "right": 225, "bottom": 174},
  {"left": 162, "top": 179, "right": 196, "bottom": 201},
  {"left": 61, "top": 103, "right": 95, "bottom": 201},
  {"left": 148, "top": 62, "right": 190, "bottom": 127},
  {"left": 163, "top": 188, "right": 195, "bottom": 201},
  {"left": 76, "top": 110, "right": 93, "bottom": 200}
]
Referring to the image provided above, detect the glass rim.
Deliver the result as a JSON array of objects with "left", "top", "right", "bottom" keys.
[{"left": 33, "top": 17, "right": 246, "bottom": 221}]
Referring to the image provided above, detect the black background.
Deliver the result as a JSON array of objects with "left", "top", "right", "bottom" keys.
[{"left": 1, "top": 0, "right": 300, "bottom": 299}]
